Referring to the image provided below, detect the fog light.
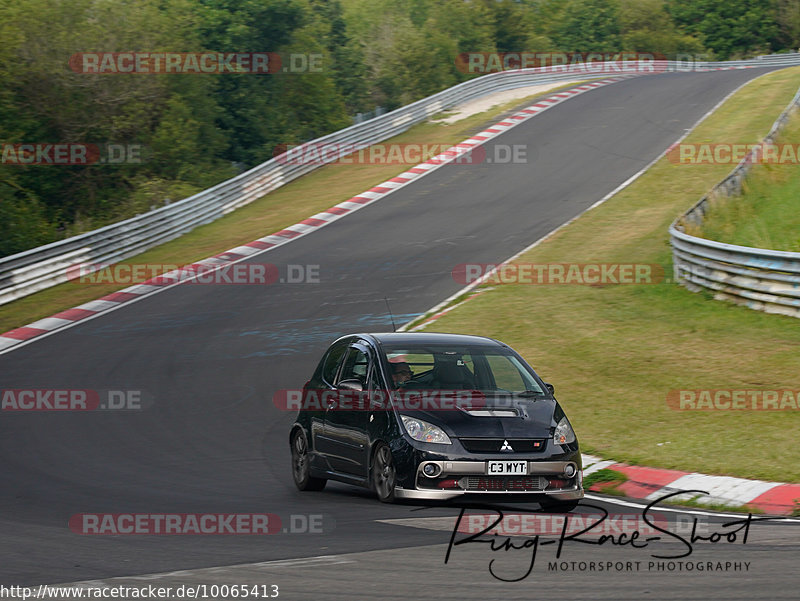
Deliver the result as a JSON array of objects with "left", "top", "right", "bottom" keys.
[
  {"left": 422, "top": 463, "right": 441, "bottom": 477},
  {"left": 564, "top": 464, "right": 576, "bottom": 478}
]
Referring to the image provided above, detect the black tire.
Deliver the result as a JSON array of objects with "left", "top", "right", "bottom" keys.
[
  {"left": 540, "top": 499, "right": 580, "bottom": 513},
  {"left": 371, "top": 443, "right": 396, "bottom": 503},
  {"left": 291, "top": 430, "right": 326, "bottom": 491}
]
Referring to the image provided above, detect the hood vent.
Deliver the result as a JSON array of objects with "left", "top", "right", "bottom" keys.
[{"left": 461, "top": 407, "right": 519, "bottom": 417}]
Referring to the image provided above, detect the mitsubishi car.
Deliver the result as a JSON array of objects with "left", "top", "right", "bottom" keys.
[{"left": 288, "top": 332, "right": 583, "bottom": 511}]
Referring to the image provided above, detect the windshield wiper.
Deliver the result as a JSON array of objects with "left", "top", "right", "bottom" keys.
[
  {"left": 481, "top": 390, "right": 545, "bottom": 398},
  {"left": 515, "top": 390, "right": 545, "bottom": 397}
]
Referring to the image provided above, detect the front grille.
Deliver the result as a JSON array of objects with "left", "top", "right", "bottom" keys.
[
  {"left": 459, "top": 475, "right": 547, "bottom": 492},
  {"left": 459, "top": 438, "right": 547, "bottom": 453}
]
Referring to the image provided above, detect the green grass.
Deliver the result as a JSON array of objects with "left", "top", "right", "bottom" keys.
[
  {"left": 584, "top": 468, "right": 628, "bottom": 496},
  {"left": 662, "top": 496, "right": 765, "bottom": 515},
  {"left": 584, "top": 468, "right": 628, "bottom": 489},
  {"left": 690, "top": 115, "right": 800, "bottom": 251},
  {"left": 0, "top": 80, "right": 588, "bottom": 334},
  {"left": 413, "top": 66, "right": 800, "bottom": 483}
]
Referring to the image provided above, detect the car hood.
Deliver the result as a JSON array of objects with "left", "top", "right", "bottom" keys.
[{"left": 398, "top": 397, "right": 557, "bottom": 439}]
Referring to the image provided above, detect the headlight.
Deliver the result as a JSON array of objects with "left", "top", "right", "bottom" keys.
[
  {"left": 400, "top": 415, "right": 452, "bottom": 444},
  {"left": 553, "top": 416, "right": 576, "bottom": 445}
]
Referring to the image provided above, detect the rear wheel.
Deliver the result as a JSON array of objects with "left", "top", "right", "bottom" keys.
[
  {"left": 371, "top": 443, "right": 396, "bottom": 503},
  {"left": 291, "top": 430, "right": 326, "bottom": 491}
]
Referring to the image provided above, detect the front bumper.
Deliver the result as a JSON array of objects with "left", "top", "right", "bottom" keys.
[{"left": 393, "top": 459, "right": 584, "bottom": 500}]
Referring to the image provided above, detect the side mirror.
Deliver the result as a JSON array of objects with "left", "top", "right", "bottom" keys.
[
  {"left": 337, "top": 379, "right": 363, "bottom": 392},
  {"left": 544, "top": 382, "right": 555, "bottom": 395}
]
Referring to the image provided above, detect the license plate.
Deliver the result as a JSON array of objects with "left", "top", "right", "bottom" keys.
[{"left": 486, "top": 460, "right": 527, "bottom": 475}]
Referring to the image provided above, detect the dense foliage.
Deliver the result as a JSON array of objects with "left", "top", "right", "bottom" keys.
[{"left": 1, "top": 0, "right": 796, "bottom": 257}]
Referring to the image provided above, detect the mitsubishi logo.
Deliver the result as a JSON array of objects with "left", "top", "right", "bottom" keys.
[{"left": 500, "top": 439, "right": 513, "bottom": 452}]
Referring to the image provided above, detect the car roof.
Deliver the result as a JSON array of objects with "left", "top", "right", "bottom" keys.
[{"left": 350, "top": 332, "right": 507, "bottom": 348}]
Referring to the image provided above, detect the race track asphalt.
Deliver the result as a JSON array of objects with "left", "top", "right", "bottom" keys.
[{"left": 2, "top": 67, "right": 797, "bottom": 597}]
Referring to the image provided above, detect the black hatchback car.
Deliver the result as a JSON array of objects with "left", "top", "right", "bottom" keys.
[{"left": 289, "top": 332, "right": 583, "bottom": 510}]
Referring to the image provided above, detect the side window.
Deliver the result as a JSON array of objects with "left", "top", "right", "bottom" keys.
[
  {"left": 321, "top": 342, "right": 349, "bottom": 385},
  {"left": 338, "top": 347, "right": 370, "bottom": 387},
  {"left": 366, "top": 360, "right": 384, "bottom": 391}
]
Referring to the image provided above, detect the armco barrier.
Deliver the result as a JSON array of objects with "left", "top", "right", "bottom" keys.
[
  {"left": 3, "top": 56, "right": 800, "bottom": 306},
  {"left": 669, "top": 78, "right": 800, "bottom": 318}
]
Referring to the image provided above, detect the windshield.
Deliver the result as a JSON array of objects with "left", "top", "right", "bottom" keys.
[{"left": 382, "top": 344, "right": 544, "bottom": 394}]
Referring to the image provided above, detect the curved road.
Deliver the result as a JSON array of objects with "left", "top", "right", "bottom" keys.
[{"left": 1, "top": 68, "right": 798, "bottom": 597}]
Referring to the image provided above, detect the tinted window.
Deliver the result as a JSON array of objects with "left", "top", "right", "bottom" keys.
[
  {"left": 366, "top": 360, "right": 382, "bottom": 391},
  {"left": 321, "top": 342, "right": 349, "bottom": 385},
  {"left": 338, "top": 347, "right": 370, "bottom": 386},
  {"left": 384, "top": 345, "right": 542, "bottom": 393}
]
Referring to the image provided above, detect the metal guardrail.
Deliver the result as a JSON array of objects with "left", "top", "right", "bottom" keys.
[
  {"left": 4, "top": 56, "right": 800, "bottom": 306},
  {"left": 669, "top": 77, "right": 800, "bottom": 318}
]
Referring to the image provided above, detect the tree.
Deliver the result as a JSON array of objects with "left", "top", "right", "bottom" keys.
[
  {"left": 485, "top": 0, "right": 538, "bottom": 53},
  {"left": 0, "top": 0, "right": 230, "bottom": 235},
  {"left": 620, "top": 0, "right": 705, "bottom": 56},
  {"left": 0, "top": 185, "right": 57, "bottom": 257},
  {"left": 549, "top": 0, "right": 622, "bottom": 52},
  {"left": 773, "top": 0, "right": 800, "bottom": 51},
  {"left": 312, "top": 0, "right": 370, "bottom": 113},
  {"left": 668, "top": 0, "right": 778, "bottom": 59}
]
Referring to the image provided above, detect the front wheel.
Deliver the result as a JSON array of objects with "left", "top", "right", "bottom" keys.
[
  {"left": 371, "top": 443, "right": 396, "bottom": 503},
  {"left": 291, "top": 430, "right": 326, "bottom": 491}
]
